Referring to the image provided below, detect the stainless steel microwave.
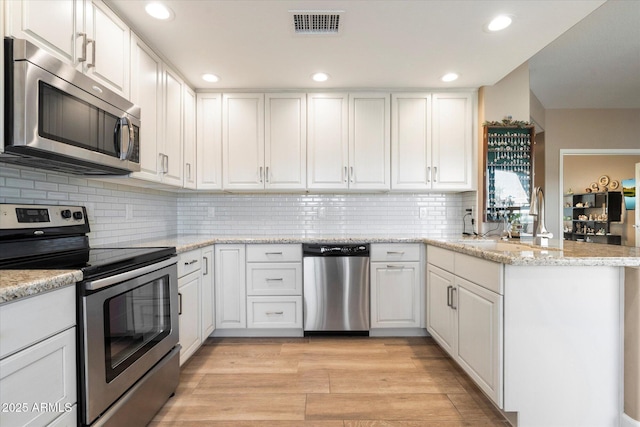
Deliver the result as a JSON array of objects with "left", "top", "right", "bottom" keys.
[{"left": 2, "top": 38, "right": 141, "bottom": 175}]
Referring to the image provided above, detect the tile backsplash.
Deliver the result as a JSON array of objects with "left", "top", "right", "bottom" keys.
[{"left": 1, "top": 164, "right": 476, "bottom": 244}]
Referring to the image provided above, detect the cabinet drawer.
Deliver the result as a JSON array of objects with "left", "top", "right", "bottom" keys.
[
  {"left": 178, "top": 249, "right": 202, "bottom": 278},
  {"left": 371, "top": 243, "right": 421, "bottom": 262},
  {"left": 0, "top": 285, "right": 75, "bottom": 359},
  {"left": 247, "top": 296, "right": 302, "bottom": 328},
  {"left": 247, "top": 263, "right": 302, "bottom": 296},
  {"left": 454, "top": 252, "right": 503, "bottom": 295},
  {"left": 427, "top": 245, "right": 455, "bottom": 272},
  {"left": 246, "top": 244, "right": 301, "bottom": 262},
  {"left": 0, "top": 328, "right": 76, "bottom": 427}
]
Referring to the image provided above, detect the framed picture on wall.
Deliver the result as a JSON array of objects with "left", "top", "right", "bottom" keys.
[{"left": 622, "top": 178, "right": 636, "bottom": 210}]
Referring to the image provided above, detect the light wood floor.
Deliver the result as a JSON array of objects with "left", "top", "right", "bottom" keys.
[{"left": 150, "top": 336, "right": 510, "bottom": 426}]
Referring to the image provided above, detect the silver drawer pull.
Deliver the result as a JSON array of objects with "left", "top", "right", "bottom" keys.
[
  {"left": 184, "top": 259, "right": 198, "bottom": 266},
  {"left": 266, "top": 311, "right": 284, "bottom": 315},
  {"left": 386, "top": 251, "right": 405, "bottom": 254},
  {"left": 386, "top": 265, "right": 404, "bottom": 269},
  {"left": 266, "top": 278, "right": 284, "bottom": 281},
  {"left": 265, "top": 252, "right": 283, "bottom": 255}
]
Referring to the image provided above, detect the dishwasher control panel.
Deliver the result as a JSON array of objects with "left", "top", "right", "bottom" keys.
[{"left": 303, "top": 243, "right": 369, "bottom": 256}]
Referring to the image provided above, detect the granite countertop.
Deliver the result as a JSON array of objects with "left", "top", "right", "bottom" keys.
[
  {"left": 0, "top": 270, "right": 82, "bottom": 304},
  {"left": 2, "top": 235, "right": 638, "bottom": 305}
]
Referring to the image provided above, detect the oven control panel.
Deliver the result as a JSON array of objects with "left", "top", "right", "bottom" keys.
[{"left": 0, "top": 203, "right": 88, "bottom": 229}]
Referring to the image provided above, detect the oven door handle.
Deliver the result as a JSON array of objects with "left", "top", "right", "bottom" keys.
[{"left": 83, "top": 257, "right": 176, "bottom": 291}]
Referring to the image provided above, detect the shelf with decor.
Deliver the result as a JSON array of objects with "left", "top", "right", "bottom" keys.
[
  {"left": 482, "top": 122, "right": 535, "bottom": 222},
  {"left": 563, "top": 191, "right": 623, "bottom": 245}
]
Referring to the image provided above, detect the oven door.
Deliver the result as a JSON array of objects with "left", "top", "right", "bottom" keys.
[{"left": 79, "top": 258, "right": 178, "bottom": 425}]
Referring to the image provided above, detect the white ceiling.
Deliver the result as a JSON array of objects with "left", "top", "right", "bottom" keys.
[{"left": 104, "top": 0, "right": 637, "bottom": 109}]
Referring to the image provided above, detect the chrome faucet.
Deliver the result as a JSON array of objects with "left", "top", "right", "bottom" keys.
[{"left": 529, "top": 186, "right": 553, "bottom": 246}]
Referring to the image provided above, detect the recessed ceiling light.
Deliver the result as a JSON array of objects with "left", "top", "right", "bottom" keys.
[
  {"left": 312, "top": 72, "right": 330, "bottom": 82},
  {"left": 202, "top": 73, "right": 220, "bottom": 83},
  {"left": 145, "top": 2, "right": 174, "bottom": 20},
  {"left": 441, "top": 73, "right": 459, "bottom": 82},
  {"left": 486, "top": 15, "right": 513, "bottom": 32}
]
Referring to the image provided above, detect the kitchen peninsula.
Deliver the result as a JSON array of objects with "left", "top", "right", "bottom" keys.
[{"left": 1, "top": 237, "right": 638, "bottom": 427}]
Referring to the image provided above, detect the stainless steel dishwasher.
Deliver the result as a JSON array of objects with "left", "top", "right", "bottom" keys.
[{"left": 303, "top": 243, "right": 370, "bottom": 333}]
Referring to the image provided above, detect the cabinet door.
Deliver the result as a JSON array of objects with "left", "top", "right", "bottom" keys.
[
  {"left": 178, "top": 271, "right": 201, "bottom": 365},
  {"left": 215, "top": 244, "right": 247, "bottom": 329},
  {"left": 196, "top": 93, "right": 223, "bottom": 190},
  {"left": 223, "top": 93, "right": 265, "bottom": 190},
  {"left": 84, "top": 0, "right": 130, "bottom": 98},
  {"left": 455, "top": 276, "right": 503, "bottom": 406},
  {"left": 391, "top": 93, "right": 432, "bottom": 190},
  {"left": 129, "top": 34, "right": 162, "bottom": 182},
  {"left": 183, "top": 86, "right": 197, "bottom": 189},
  {"left": 371, "top": 262, "right": 421, "bottom": 328},
  {"left": 431, "top": 93, "right": 474, "bottom": 190},
  {"left": 200, "top": 246, "right": 215, "bottom": 340},
  {"left": 0, "top": 328, "right": 76, "bottom": 427},
  {"left": 162, "top": 66, "right": 184, "bottom": 186},
  {"left": 349, "top": 93, "right": 390, "bottom": 190},
  {"left": 307, "top": 93, "right": 349, "bottom": 189},
  {"left": 426, "top": 264, "right": 456, "bottom": 356},
  {"left": 6, "top": 0, "right": 80, "bottom": 66},
  {"left": 265, "top": 93, "right": 306, "bottom": 190}
]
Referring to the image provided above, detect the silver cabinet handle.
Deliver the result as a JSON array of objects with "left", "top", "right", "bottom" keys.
[
  {"left": 266, "top": 311, "right": 284, "bottom": 316},
  {"left": 178, "top": 292, "right": 183, "bottom": 315},
  {"left": 77, "top": 32, "right": 87, "bottom": 63},
  {"left": 344, "top": 166, "right": 348, "bottom": 183},
  {"left": 202, "top": 256, "right": 208, "bottom": 275},
  {"left": 434, "top": 166, "right": 438, "bottom": 182},
  {"left": 265, "top": 252, "right": 283, "bottom": 255},
  {"left": 451, "top": 287, "right": 458, "bottom": 310},
  {"left": 186, "top": 163, "right": 192, "bottom": 180},
  {"left": 87, "top": 38, "right": 96, "bottom": 69},
  {"left": 427, "top": 166, "right": 431, "bottom": 183},
  {"left": 386, "top": 251, "right": 405, "bottom": 255},
  {"left": 266, "top": 278, "right": 284, "bottom": 281},
  {"left": 386, "top": 265, "right": 404, "bottom": 269},
  {"left": 265, "top": 166, "right": 270, "bottom": 183},
  {"left": 447, "top": 285, "right": 453, "bottom": 307},
  {"left": 184, "top": 259, "right": 198, "bottom": 266},
  {"left": 259, "top": 166, "right": 263, "bottom": 183},
  {"left": 164, "top": 154, "right": 169, "bottom": 173},
  {"left": 350, "top": 166, "right": 354, "bottom": 183}
]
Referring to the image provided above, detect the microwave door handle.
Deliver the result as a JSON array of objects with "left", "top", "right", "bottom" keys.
[
  {"left": 114, "top": 117, "right": 130, "bottom": 160},
  {"left": 125, "top": 120, "right": 135, "bottom": 160}
]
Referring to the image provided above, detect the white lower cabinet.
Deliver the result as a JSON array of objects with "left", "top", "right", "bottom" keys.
[
  {"left": 177, "top": 247, "right": 215, "bottom": 365},
  {"left": 215, "top": 244, "right": 247, "bottom": 329},
  {"left": 0, "top": 286, "right": 77, "bottom": 427},
  {"left": 178, "top": 270, "right": 201, "bottom": 365},
  {"left": 426, "top": 245, "right": 503, "bottom": 406},
  {"left": 247, "top": 296, "right": 303, "bottom": 328},
  {"left": 370, "top": 243, "right": 424, "bottom": 331}
]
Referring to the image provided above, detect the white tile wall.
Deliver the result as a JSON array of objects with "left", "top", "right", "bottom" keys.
[
  {"left": 178, "top": 192, "right": 474, "bottom": 238},
  {"left": 0, "top": 165, "right": 177, "bottom": 245},
  {"left": 1, "top": 164, "right": 477, "bottom": 242}
]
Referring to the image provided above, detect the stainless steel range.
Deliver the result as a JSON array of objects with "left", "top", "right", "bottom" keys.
[{"left": 0, "top": 204, "right": 180, "bottom": 426}]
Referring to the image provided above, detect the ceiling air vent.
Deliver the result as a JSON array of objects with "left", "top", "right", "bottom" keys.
[{"left": 290, "top": 10, "right": 344, "bottom": 35}]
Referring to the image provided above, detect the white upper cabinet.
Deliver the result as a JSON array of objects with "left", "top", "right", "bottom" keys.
[
  {"left": 391, "top": 93, "right": 432, "bottom": 190},
  {"left": 129, "top": 34, "right": 162, "bottom": 182},
  {"left": 265, "top": 93, "right": 307, "bottom": 190},
  {"left": 6, "top": 0, "right": 79, "bottom": 66},
  {"left": 307, "top": 93, "right": 350, "bottom": 190},
  {"left": 196, "top": 93, "right": 223, "bottom": 190},
  {"left": 7, "top": 0, "right": 130, "bottom": 98},
  {"left": 160, "top": 65, "right": 184, "bottom": 186},
  {"left": 222, "top": 93, "right": 265, "bottom": 190},
  {"left": 431, "top": 92, "right": 474, "bottom": 190},
  {"left": 349, "top": 93, "right": 390, "bottom": 190},
  {"left": 83, "top": 0, "right": 130, "bottom": 98},
  {"left": 183, "top": 86, "right": 197, "bottom": 189}
]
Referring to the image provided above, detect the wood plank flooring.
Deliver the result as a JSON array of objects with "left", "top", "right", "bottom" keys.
[{"left": 150, "top": 337, "right": 510, "bottom": 426}]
